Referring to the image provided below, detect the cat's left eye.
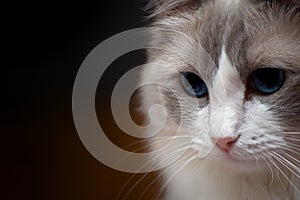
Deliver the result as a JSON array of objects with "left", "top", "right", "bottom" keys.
[
  {"left": 180, "top": 72, "right": 208, "bottom": 98},
  {"left": 251, "top": 68, "right": 285, "bottom": 94}
]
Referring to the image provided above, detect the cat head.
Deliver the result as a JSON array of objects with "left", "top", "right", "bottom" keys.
[{"left": 141, "top": 0, "right": 300, "bottom": 171}]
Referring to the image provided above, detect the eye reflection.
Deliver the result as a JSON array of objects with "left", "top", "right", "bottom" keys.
[{"left": 181, "top": 72, "right": 208, "bottom": 98}]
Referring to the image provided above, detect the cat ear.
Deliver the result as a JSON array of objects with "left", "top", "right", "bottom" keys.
[{"left": 146, "top": 0, "right": 204, "bottom": 19}]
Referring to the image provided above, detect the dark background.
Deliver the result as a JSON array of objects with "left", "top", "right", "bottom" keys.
[{"left": 2, "top": 1, "right": 161, "bottom": 199}]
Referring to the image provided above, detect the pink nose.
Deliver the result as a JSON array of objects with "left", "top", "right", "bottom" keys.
[{"left": 216, "top": 136, "right": 239, "bottom": 152}]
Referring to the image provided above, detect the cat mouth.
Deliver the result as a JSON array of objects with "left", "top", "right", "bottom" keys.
[
  {"left": 212, "top": 146, "right": 260, "bottom": 167},
  {"left": 194, "top": 142, "right": 263, "bottom": 171}
]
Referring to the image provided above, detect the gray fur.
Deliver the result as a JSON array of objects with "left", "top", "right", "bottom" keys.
[{"left": 141, "top": 0, "right": 300, "bottom": 199}]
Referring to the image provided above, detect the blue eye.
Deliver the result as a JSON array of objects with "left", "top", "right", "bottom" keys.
[
  {"left": 251, "top": 68, "right": 285, "bottom": 94},
  {"left": 181, "top": 72, "right": 208, "bottom": 98}
]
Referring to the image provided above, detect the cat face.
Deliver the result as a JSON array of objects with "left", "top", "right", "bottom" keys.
[{"left": 142, "top": 0, "right": 300, "bottom": 172}]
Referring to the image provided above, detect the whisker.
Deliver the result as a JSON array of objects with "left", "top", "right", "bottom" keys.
[
  {"left": 119, "top": 143, "right": 191, "bottom": 200},
  {"left": 271, "top": 151, "right": 300, "bottom": 180},
  {"left": 269, "top": 151, "right": 300, "bottom": 195},
  {"left": 281, "top": 132, "right": 300, "bottom": 135},
  {"left": 152, "top": 153, "right": 198, "bottom": 200},
  {"left": 284, "top": 137, "right": 300, "bottom": 143},
  {"left": 125, "top": 135, "right": 194, "bottom": 153},
  {"left": 276, "top": 144, "right": 300, "bottom": 156},
  {"left": 115, "top": 137, "right": 193, "bottom": 173},
  {"left": 279, "top": 150, "right": 300, "bottom": 165},
  {"left": 252, "top": 151, "right": 272, "bottom": 195},
  {"left": 261, "top": 156, "right": 274, "bottom": 187},
  {"left": 139, "top": 148, "right": 195, "bottom": 200},
  {"left": 263, "top": 153, "right": 290, "bottom": 195},
  {"left": 139, "top": 150, "right": 196, "bottom": 200},
  {"left": 286, "top": 142, "right": 300, "bottom": 149}
]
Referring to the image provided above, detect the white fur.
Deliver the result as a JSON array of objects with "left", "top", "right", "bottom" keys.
[
  {"left": 164, "top": 160, "right": 293, "bottom": 200},
  {"left": 142, "top": 1, "right": 300, "bottom": 199},
  {"left": 155, "top": 49, "right": 300, "bottom": 200},
  {"left": 209, "top": 47, "right": 245, "bottom": 140},
  {"left": 219, "top": 0, "right": 242, "bottom": 9}
]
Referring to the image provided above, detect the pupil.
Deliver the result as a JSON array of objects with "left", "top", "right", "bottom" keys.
[
  {"left": 251, "top": 68, "right": 285, "bottom": 94},
  {"left": 181, "top": 72, "right": 207, "bottom": 98}
]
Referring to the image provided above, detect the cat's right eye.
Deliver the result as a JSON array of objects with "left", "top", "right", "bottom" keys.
[
  {"left": 180, "top": 72, "right": 208, "bottom": 98},
  {"left": 250, "top": 68, "right": 285, "bottom": 95}
]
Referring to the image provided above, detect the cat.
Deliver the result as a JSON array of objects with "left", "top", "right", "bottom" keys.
[{"left": 140, "top": 0, "right": 300, "bottom": 199}]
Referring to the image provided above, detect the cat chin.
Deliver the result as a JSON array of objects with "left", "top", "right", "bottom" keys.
[{"left": 201, "top": 147, "right": 264, "bottom": 174}]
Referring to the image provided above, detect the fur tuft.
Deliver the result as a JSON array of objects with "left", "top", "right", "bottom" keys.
[{"left": 145, "top": 0, "right": 203, "bottom": 19}]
